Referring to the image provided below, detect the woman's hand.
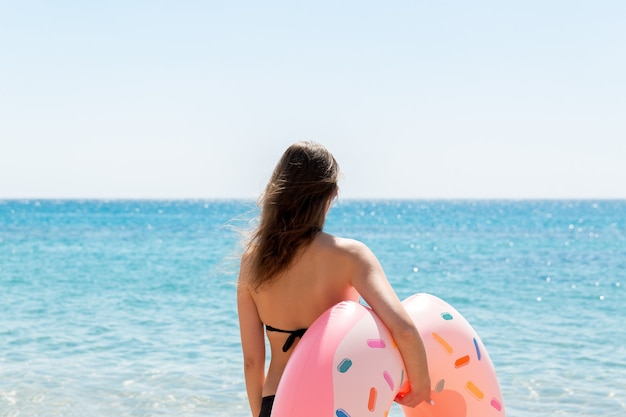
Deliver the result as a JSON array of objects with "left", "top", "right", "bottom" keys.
[{"left": 394, "top": 381, "right": 431, "bottom": 408}]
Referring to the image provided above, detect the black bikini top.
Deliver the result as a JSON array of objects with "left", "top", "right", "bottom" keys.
[{"left": 265, "top": 325, "right": 307, "bottom": 352}]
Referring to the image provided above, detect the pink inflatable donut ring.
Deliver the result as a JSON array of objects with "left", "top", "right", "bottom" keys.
[{"left": 271, "top": 293, "right": 505, "bottom": 417}]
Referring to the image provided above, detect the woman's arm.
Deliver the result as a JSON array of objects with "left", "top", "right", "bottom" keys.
[
  {"left": 237, "top": 258, "right": 266, "bottom": 417},
  {"left": 347, "top": 240, "right": 431, "bottom": 408}
]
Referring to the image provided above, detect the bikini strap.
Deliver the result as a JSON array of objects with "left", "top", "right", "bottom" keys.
[{"left": 265, "top": 325, "right": 307, "bottom": 352}]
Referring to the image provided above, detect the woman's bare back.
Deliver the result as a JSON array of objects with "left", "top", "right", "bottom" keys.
[{"left": 247, "top": 232, "right": 360, "bottom": 395}]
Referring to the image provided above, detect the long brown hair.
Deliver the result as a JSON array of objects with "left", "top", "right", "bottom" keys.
[{"left": 247, "top": 141, "right": 339, "bottom": 290}]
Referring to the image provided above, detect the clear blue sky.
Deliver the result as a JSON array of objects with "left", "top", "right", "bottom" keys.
[{"left": 1, "top": 1, "right": 624, "bottom": 199}]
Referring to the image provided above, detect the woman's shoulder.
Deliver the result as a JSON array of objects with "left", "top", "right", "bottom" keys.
[
  {"left": 238, "top": 246, "right": 256, "bottom": 283},
  {"left": 316, "top": 233, "right": 373, "bottom": 258}
]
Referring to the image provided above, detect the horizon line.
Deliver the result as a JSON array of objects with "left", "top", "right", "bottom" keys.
[{"left": 2, "top": 196, "right": 625, "bottom": 202}]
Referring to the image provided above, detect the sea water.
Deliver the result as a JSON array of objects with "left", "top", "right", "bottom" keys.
[{"left": 1, "top": 199, "right": 624, "bottom": 417}]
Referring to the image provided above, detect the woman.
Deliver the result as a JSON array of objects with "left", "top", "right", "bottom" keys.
[{"left": 237, "top": 141, "right": 430, "bottom": 417}]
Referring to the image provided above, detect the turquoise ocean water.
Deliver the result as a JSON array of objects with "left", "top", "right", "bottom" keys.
[{"left": 1, "top": 199, "right": 625, "bottom": 417}]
